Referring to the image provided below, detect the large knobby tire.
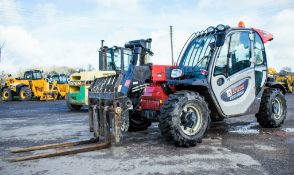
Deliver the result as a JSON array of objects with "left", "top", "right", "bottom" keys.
[
  {"left": 67, "top": 103, "right": 82, "bottom": 111},
  {"left": 159, "top": 91, "right": 211, "bottom": 147},
  {"left": 128, "top": 111, "right": 151, "bottom": 132},
  {"left": 19, "top": 86, "right": 32, "bottom": 101},
  {"left": 2, "top": 88, "right": 13, "bottom": 101},
  {"left": 66, "top": 100, "right": 82, "bottom": 111},
  {"left": 256, "top": 88, "right": 287, "bottom": 128}
]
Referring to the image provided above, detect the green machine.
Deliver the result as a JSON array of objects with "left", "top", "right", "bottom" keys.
[{"left": 66, "top": 45, "right": 132, "bottom": 111}]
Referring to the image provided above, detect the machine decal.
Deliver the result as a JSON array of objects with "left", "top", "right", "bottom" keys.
[
  {"left": 221, "top": 78, "right": 249, "bottom": 102},
  {"left": 124, "top": 80, "right": 131, "bottom": 87}
]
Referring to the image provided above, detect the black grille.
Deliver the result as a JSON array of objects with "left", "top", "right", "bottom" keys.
[{"left": 89, "top": 75, "right": 121, "bottom": 100}]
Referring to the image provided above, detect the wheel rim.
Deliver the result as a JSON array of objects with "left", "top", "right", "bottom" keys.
[
  {"left": 180, "top": 104, "right": 203, "bottom": 136},
  {"left": 20, "top": 91, "right": 26, "bottom": 99},
  {"left": 3, "top": 91, "right": 9, "bottom": 99},
  {"left": 272, "top": 97, "right": 283, "bottom": 119}
]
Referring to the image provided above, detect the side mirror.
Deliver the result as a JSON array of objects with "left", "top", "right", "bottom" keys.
[{"left": 215, "top": 34, "right": 225, "bottom": 47}]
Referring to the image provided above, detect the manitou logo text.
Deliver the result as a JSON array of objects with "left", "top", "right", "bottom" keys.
[{"left": 221, "top": 78, "right": 249, "bottom": 102}]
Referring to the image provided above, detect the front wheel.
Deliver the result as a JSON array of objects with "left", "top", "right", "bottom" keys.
[
  {"left": 256, "top": 89, "right": 287, "bottom": 128},
  {"left": 159, "top": 91, "right": 210, "bottom": 147}
]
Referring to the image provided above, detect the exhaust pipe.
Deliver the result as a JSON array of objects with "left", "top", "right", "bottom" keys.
[{"left": 170, "top": 26, "right": 174, "bottom": 65}]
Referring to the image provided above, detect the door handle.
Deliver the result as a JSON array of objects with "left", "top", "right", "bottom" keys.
[{"left": 217, "top": 77, "right": 225, "bottom": 86}]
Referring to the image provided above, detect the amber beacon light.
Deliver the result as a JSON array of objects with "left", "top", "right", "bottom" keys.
[{"left": 238, "top": 21, "right": 245, "bottom": 28}]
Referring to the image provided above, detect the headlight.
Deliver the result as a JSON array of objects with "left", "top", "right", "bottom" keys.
[
  {"left": 206, "top": 26, "right": 215, "bottom": 33},
  {"left": 171, "top": 69, "right": 183, "bottom": 78},
  {"left": 216, "top": 24, "right": 225, "bottom": 31}
]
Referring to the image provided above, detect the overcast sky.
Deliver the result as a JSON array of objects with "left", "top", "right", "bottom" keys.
[{"left": 0, "top": 0, "right": 293, "bottom": 74}]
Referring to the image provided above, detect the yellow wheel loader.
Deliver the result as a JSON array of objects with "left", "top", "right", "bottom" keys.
[
  {"left": 50, "top": 74, "right": 69, "bottom": 99},
  {"left": 267, "top": 67, "right": 293, "bottom": 93},
  {"left": 276, "top": 74, "right": 293, "bottom": 93},
  {"left": 1, "top": 70, "right": 59, "bottom": 101}
]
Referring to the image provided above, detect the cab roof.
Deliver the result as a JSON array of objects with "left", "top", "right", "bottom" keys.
[{"left": 196, "top": 24, "right": 273, "bottom": 44}]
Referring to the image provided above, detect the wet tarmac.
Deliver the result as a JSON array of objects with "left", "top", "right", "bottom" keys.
[{"left": 0, "top": 94, "right": 293, "bottom": 175}]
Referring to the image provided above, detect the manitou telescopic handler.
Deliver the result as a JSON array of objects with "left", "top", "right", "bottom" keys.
[
  {"left": 89, "top": 22, "right": 287, "bottom": 147},
  {"left": 158, "top": 22, "right": 287, "bottom": 147}
]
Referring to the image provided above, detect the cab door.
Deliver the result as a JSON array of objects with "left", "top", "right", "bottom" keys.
[
  {"left": 210, "top": 30, "right": 256, "bottom": 116},
  {"left": 253, "top": 32, "right": 267, "bottom": 95}
]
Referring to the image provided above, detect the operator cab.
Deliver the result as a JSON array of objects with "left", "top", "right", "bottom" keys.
[
  {"left": 51, "top": 74, "right": 68, "bottom": 84},
  {"left": 23, "top": 70, "right": 43, "bottom": 80}
]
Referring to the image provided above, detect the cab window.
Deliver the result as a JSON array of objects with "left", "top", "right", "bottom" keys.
[
  {"left": 214, "top": 36, "right": 230, "bottom": 76},
  {"left": 214, "top": 31, "right": 251, "bottom": 77},
  {"left": 254, "top": 32, "right": 266, "bottom": 66},
  {"left": 33, "top": 72, "right": 42, "bottom": 79},
  {"left": 107, "top": 49, "right": 121, "bottom": 71},
  {"left": 24, "top": 72, "right": 32, "bottom": 79},
  {"left": 123, "top": 49, "right": 132, "bottom": 71},
  {"left": 228, "top": 32, "right": 251, "bottom": 75}
]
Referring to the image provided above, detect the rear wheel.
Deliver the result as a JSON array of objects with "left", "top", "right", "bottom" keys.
[
  {"left": 2, "top": 88, "right": 13, "bottom": 101},
  {"left": 67, "top": 103, "right": 82, "bottom": 111},
  {"left": 19, "top": 86, "right": 32, "bottom": 101},
  {"left": 128, "top": 111, "right": 151, "bottom": 132},
  {"left": 66, "top": 100, "right": 82, "bottom": 111},
  {"left": 159, "top": 91, "right": 210, "bottom": 147},
  {"left": 256, "top": 88, "right": 287, "bottom": 128}
]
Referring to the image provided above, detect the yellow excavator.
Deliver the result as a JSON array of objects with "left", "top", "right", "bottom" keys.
[{"left": 1, "top": 70, "right": 59, "bottom": 101}]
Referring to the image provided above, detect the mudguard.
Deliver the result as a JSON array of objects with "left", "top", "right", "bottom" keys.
[
  {"left": 15, "top": 84, "right": 29, "bottom": 93},
  {"left": 266, "top": 82, "right": 286, "bottom": 94}
]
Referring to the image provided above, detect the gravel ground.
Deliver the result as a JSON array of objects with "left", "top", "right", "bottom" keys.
[{"left": 0, "top": 94, "right": 293, "bottom": 175}]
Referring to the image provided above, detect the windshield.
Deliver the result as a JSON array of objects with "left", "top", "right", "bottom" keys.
[
  {"left": 24, "top": 71, "right": 42, "bottom": 79},
  {"left": 33, "top": 72, "right": 42, "bottom": 79},
  {"left": 107, "top": 48, "right": 132, "bottom": 72},
  {"left": 52, "top": 75, "right": 59, "bottom": 82},
  {"left": 107, "top": 48, "right": 121, "bottom": 71},
  {"left": 179, "top": 34, "right": 216, "bottom": 72},
  {"left": 59, "top": 75, "right": 67, "bottom": 83},
  {"left": 24, "top": 72, "right": 32, "bottom": 79}
]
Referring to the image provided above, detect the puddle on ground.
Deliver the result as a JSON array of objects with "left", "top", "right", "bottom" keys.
[
  {"left": 281, "top": 128, "right": 294, "bottom": 133},
  {"left": 227, "top": 121, "right": 294, "bottom": 136},
  {"left": 149, "top": 123, "right": 159, "bottom": 129},
  {"left": 228, "top": 122, "right": 260, "bottom": 134}
]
